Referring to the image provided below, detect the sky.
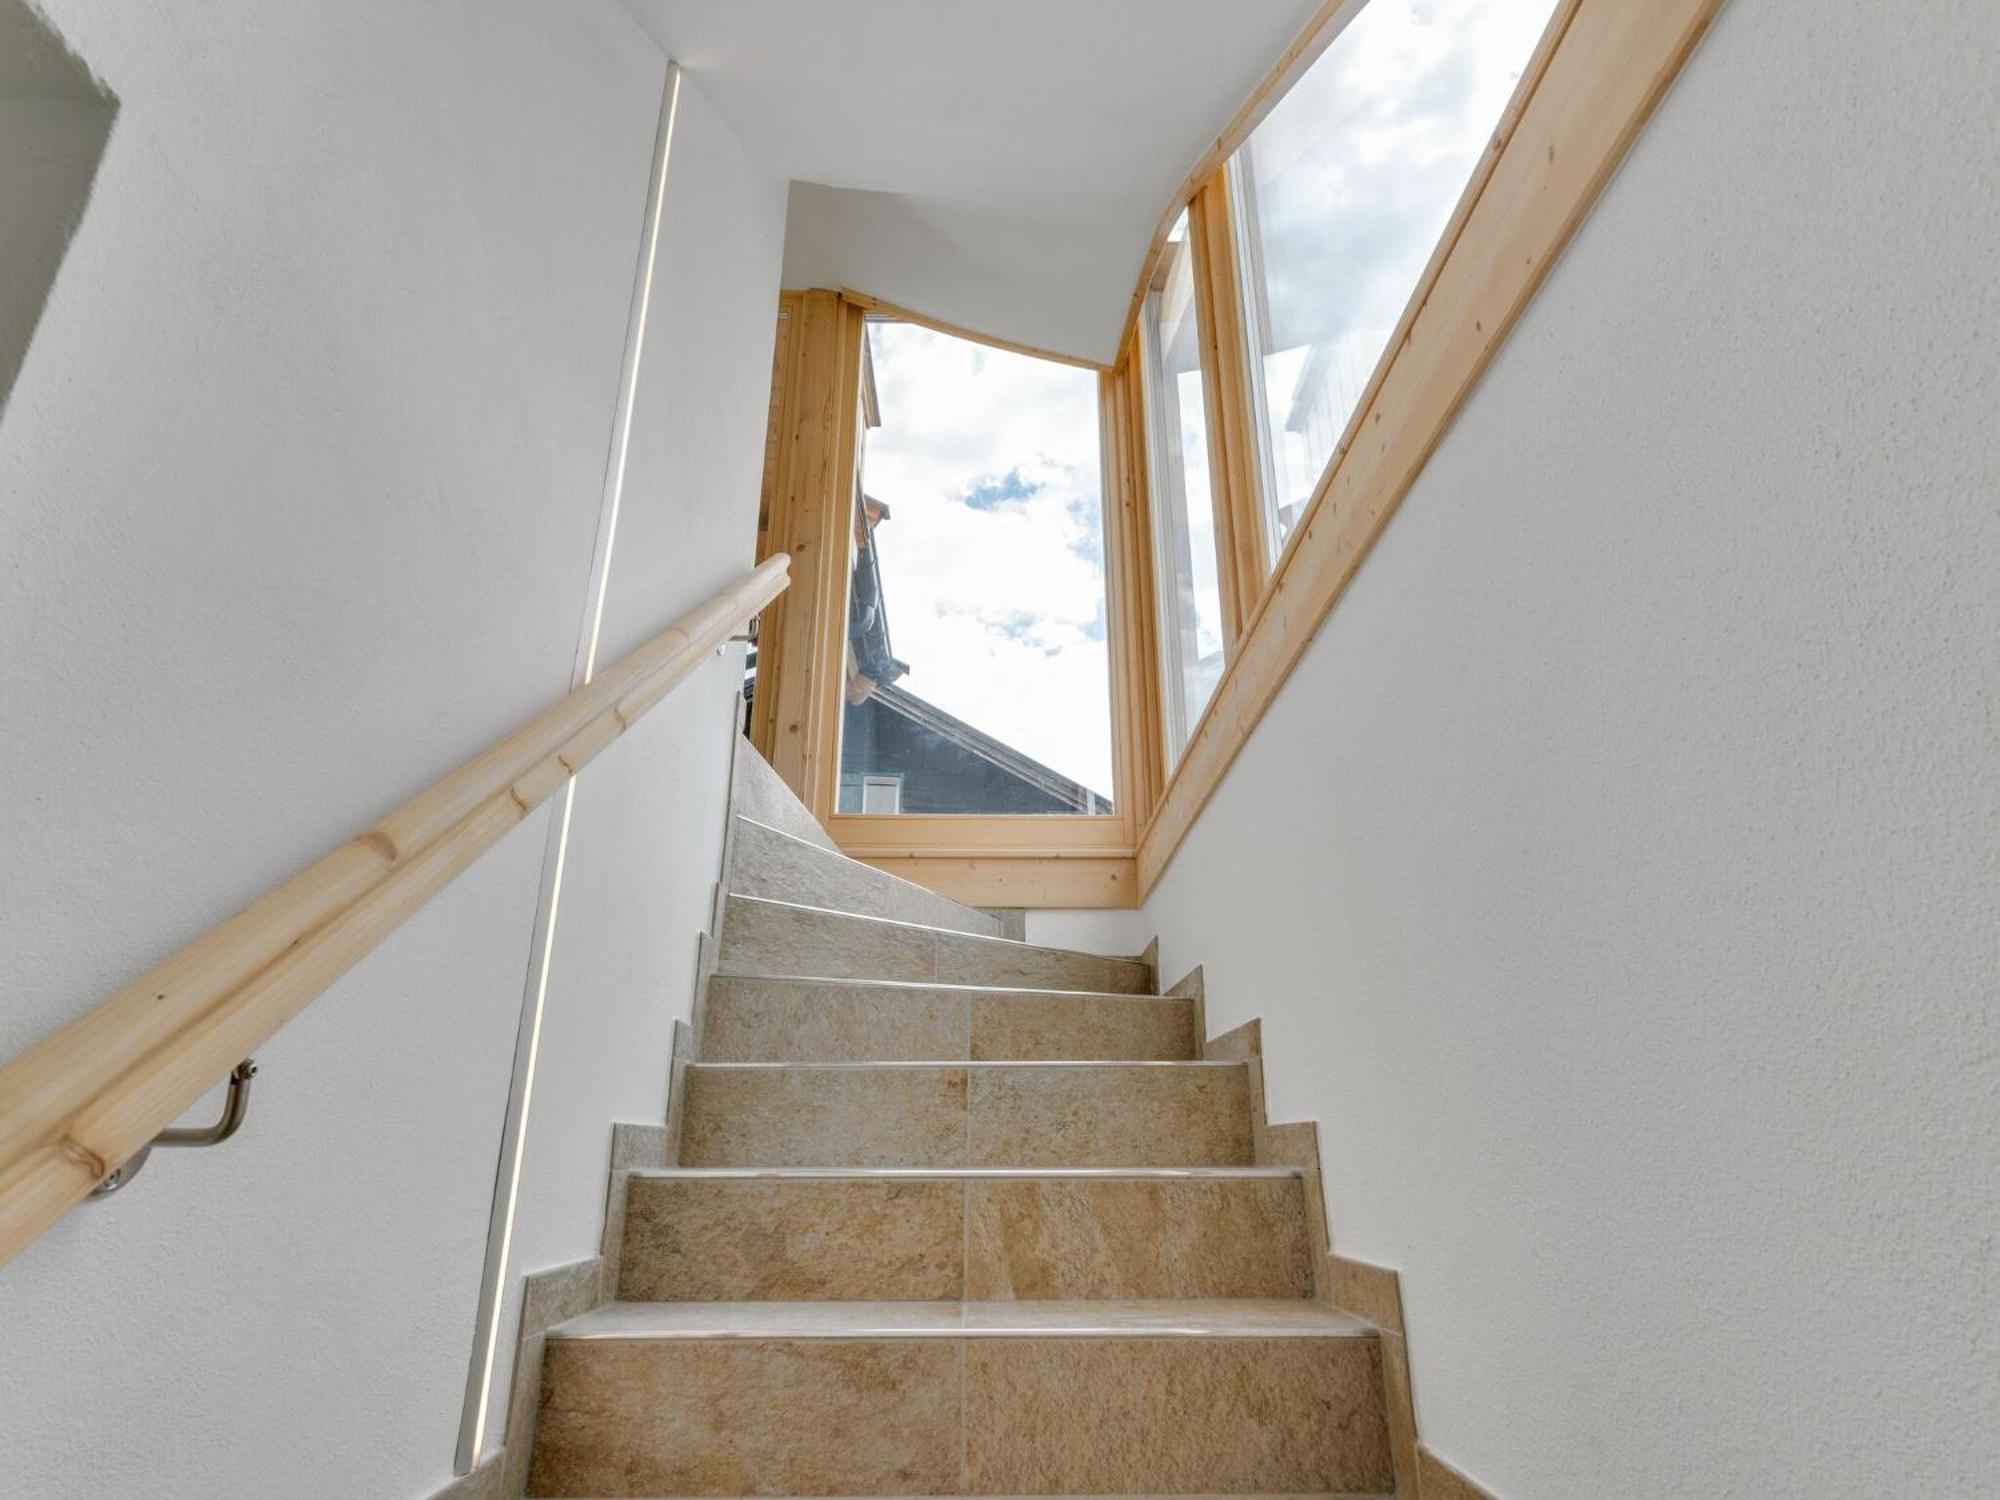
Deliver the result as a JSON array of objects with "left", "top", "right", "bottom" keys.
[
  {"left": 1241, "top": 0, "right": 1560, "bottom": 515},
  {"left": 857, "top": 321, "right": 1114, "bottom": 800},
  {"left": 847, "top": 0, "right": 1558, "bottom": 804}
]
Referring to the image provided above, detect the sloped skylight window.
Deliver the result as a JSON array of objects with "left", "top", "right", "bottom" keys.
[{"left": 1230, "top": 0, "right": 1559, "bottom": 559}]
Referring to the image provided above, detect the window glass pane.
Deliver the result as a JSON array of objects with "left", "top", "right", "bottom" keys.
[
  {"left": 839, "top": 320, "right": 1114, "bottom": 815},
  {"left": 1141, "top": 211, "right": 1227, "bottom": 765},
  {"left": 1233, "top": 0, "right": 1559, "bottom": 558}
]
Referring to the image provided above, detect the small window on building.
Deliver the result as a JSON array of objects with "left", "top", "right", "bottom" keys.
[
  {"left": 836, "top": 772, "right": 905, "bottom": 814},
  {"left": 1140, "top": 209, "right": 1227, "bottom": 765},
  {"left": 1230, "top": 0, "right": 1559, "bottom": 562}
]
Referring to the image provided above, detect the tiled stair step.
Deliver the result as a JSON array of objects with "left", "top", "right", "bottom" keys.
[
  {"left": 728, "top": 815, "right": 1004, "bottom": 937},
  {"left": 730, "top": 745, "right": 840, "bottom": 854},
  {"left": 718, "top": 894, "right": 1153, "bottom": 994},
  {"left": 618, "top": 1167, "right": 1313, "bottom": 1301},
  {"left": 527, "top": 1300, "right": 1394, "bottom": 1498},
  {"left": 702, "top": 974, "right": 1196, "bottom": 1062},
  {"left": 678, "top": 1061, "right": 1252, "bottom": 1168}
]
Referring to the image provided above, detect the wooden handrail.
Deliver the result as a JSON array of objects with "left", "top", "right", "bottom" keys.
[{"left": 0, "top": 554, "right": 789, "bottom": 1270}]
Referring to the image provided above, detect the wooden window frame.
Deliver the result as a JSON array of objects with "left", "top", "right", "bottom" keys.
[
  {"left": 751, "top": 290, "right": 1160, "bottom": 908},
  {"left": 754, "top": 0, "right": 1719, "bottom": 908},
  {"left": 1124, "top": 0, "right": 1723, "bottom": 898}
]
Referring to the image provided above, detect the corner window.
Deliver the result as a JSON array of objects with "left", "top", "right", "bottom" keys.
[
  {"left": 1231, "top": 0, "right": 1560, "bottom": 562},
  {"left": 838, "top": 319, "right": 1115, "bottom": 815},
  {"left": 1139, "top": 210, "right": 1227, "bottom": 765}
]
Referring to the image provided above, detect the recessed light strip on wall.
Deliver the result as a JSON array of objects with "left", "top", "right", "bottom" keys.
[{"left": 452, "top": 60, "right": 684, "bottom": 1476}]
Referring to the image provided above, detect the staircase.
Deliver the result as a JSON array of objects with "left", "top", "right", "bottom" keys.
[{"left": 522, "top": 747, "right": 1395, "bottom": 1497}]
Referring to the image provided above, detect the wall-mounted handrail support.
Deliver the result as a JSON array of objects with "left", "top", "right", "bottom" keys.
[
  {"left": 89, "top": 1059, "right": 258, "bottom": 1199},
  {"left": 0, "top": 552, "right": 788, "bottom": 1270}
]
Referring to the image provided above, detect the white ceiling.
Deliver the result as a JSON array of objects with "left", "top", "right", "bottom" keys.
[{"left": 620, "top": 0, "right": 1327, "bottom": 364}]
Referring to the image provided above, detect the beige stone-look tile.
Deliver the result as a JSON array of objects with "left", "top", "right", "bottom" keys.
[
  {"left": 1168, "top": 963, "right": 1208, "bottom": 1052},
  {"left": 702, "top": 977, "right": 968, "bottom": 1062},
  {"left": 955, "top": 1297, "right": 1367, "bottom": 1336},
  {"left": 968, "top": 1064, "right": 1253, "bottom": 1167},
  {"left": 983, "top": 906, "right": 1028, "bottom": 940},
  {"left": 528, "top": 1339, "right": 959, "bottom": 1497},
  {"left": 1259, "top": 1119, "right": 1321, "bottom": 1170},
  {"left": 1380, "top": 1330, "right": 1420, "bottom": 1498},
  {"left": 678, "top": 1065, "right": 968, "bottom": 1167},
  {"left": 555, "top": 1299, "right": 966, "bottom": 1339},
  {"left": 732, "top": 744, "right": 838, "bottom": 852},
  {"left": 719, "top": 896, "right": 936, "bottom": 981},
  {"left": 934, "top": 931, "right": 1151, "bottom": 994},
  {"left": 522, "top": 1256, "right": 605, "bottom": 1333},
  {"left": 1300, "top": 1168, "right": 1332, "bottom": 1294},
  {"left": 620, "top": 1177, "right": 964, "bottom": 1301},
  {"left": 1326, "top": 1254, "right": 1405, "bottom": 1333},
  {"left": 495, "top": 1257, "right": 606, "bottom": 1500},
  {"left": 553, "top": 1295, "right": 1364, "bottom": 1341},
  {"left": 962, "top": 1336, "right": 1393, "bottom": 1494},
  {"left": 664, "top": 1019, "right": 697, "bottom": 1166},
  {"left": 602, "top": 1123, "right": 675, "bottom": 1286},
  {"left": 969, "top": 994, "right": 1196, "bottom": 1061},
  {"left": 1419, "top": 1446, "right": 1497, "bottom": 1500},
  {"left": 730, "top": 816, "right": 1000, "bottom": 936},
  {"left": 1205, "top": 1016, "right": 1262, "bottom": 1060},
  {"left": 964, "top": 1177, "right": 1312, "bottom": 1299},
  {"left": 607, "top": 1121, "right": 670, "bottom": 1171},
  {"left": 1245, "top": 1056, "right": 1271, "bottom": 1160}
]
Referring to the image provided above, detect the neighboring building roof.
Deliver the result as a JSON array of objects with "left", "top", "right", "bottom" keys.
[
  {"left": 869, "top": 682, "right": 1111, "bottom": 814},
  {"left": 847, "top": 491, "right": 908, "bottom": 696}
]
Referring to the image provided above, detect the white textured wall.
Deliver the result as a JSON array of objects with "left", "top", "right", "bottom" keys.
[
  {"left": 0, "top": 4, "right": 781, "bottom": 1497},
  {"left": 492, "top": 73, "right": 787, "bottom": 1434},
  {"left": 1033, "top": 2, "right": 2000, "bottom": 1495},
  {"left": 0, "top": 0, "right": 116, "bottom": 412}
]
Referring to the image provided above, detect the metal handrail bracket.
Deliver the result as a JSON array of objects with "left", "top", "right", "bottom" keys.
[{"left": 89, "top": 1058, "right": 258, "bottom": 1198}]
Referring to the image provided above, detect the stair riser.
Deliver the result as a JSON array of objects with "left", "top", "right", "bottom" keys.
[
  {"left": 619, "top": 1176, "right": 1313, "bottom": 1301},
  {"left": 730, "top": 817, "right": 1002, "bottom": 937},
  {"left": 703, "top": 978, "right": 1196, "bottom": 1062},
  {"left": 528, "top": 1335, "right": 1392, "bottom": 1497},
  {"left": 719, "top": 897, "right": 1152, "bottom": 993},
  {"left": 678, "top": 1065, "right": 1252, "bottom": 1168},
  {"left": 731, "top": 747, "right": 839, "bottom": 853}
]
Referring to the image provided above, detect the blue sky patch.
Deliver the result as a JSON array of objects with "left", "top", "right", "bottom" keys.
[{"left": 962, "top": 467, "right": 1041, "bottom": 511}]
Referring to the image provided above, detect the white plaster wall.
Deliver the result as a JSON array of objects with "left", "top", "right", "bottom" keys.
[
  {"left": 491, "top": 74, "right": 786, "bottom": 1431},
  {"left": 0, "top": 0, "right": 116, "bottom": 412},
  {"left": 0, "top": 4, "right": 779, "bottom": 1498},
  {"left": 1032, "top": 1, "right": 2000, "bottom": 1494}
]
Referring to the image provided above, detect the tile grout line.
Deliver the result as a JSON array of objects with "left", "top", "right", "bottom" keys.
[
  {"left": 956, "top": 1335, "right": 969, "bottom": 1495},
  {"left": 956, "top": 947, "right": 971, "bottom": 1495},
  {"left": 961, "top": 993, "right": 975, "bottom": 1299}
]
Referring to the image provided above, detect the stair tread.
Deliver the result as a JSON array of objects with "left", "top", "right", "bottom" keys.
[
  {"left": 729, "top": 815, "right": 1003, "bottom": 937},
  {"left": 726, "top": 893, "right": 1148, "bottom": 965},
  {"left": 687, "top": 1059, "right": 1241, "bottom": 1070},
  {"left": 550, "top": 1298, "right": 1372, "bottom": 1342},
  {"left": 709, "top": 973, "right": 1184, "bottom": 1001},
  {"left": 629, "top": 1164, "right": 1300, "bottom": 1181}
]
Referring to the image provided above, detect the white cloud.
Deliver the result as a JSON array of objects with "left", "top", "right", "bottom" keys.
[
  {"left": 859, "top": 321, "right": 1113, "bottom": 797},
  {"left": 851, "top": 1, "right": 1559, "bottom": 801}
]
